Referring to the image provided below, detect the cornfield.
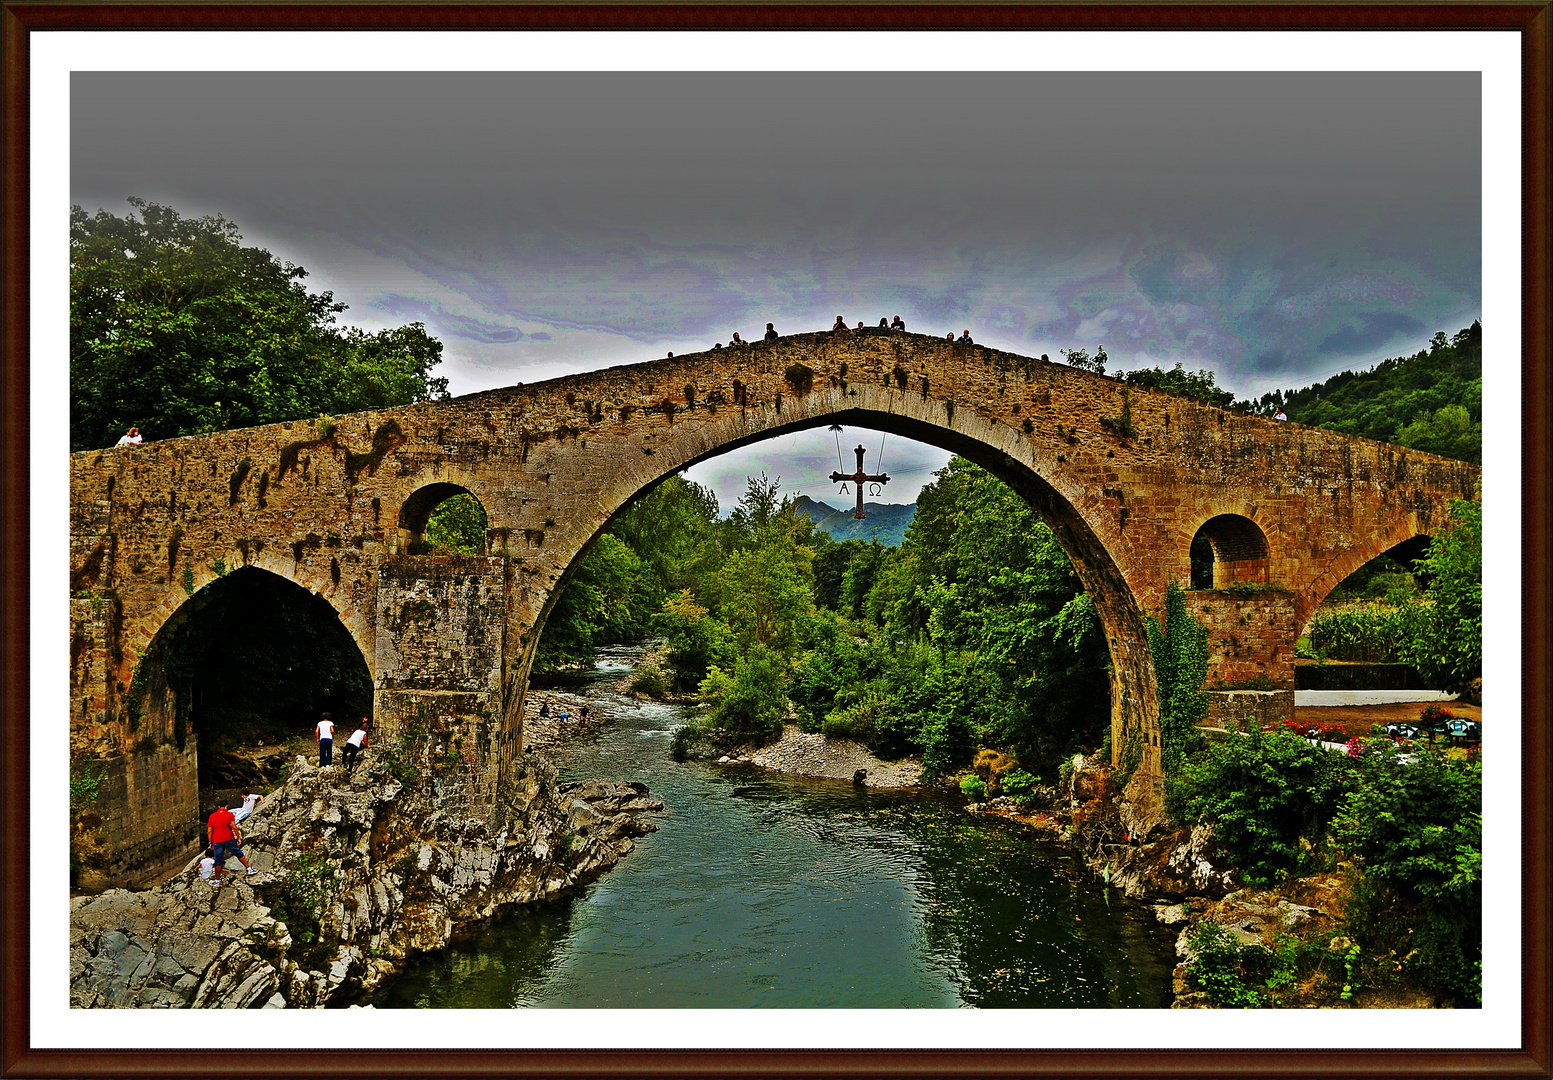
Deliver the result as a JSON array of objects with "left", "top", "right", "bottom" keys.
[{"left": 1308, "top": 601, "right": 1430, "bottom": 663}]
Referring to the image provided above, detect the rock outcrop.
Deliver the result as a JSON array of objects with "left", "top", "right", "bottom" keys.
[{"left": 70, "top": 756, "right": 662, "bottom": 1008}]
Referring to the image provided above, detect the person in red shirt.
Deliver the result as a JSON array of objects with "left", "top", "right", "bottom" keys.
[{"left": 206, "top": 803, "right": 255, "bottom": 885}]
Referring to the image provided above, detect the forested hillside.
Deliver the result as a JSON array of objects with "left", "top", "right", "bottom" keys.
[
  {"left": 790, "top": 495, "right": 915, "bottom": 546},
  {"left": 1236, "top": 322, "right": 1482, "bottom": 463}
]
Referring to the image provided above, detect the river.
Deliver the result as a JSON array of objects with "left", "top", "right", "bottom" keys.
[{"left": 378, "top": 645, "right": 1179, "bottom": 1009}]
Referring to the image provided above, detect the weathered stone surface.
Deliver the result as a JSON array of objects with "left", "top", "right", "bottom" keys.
[
  {"left": 69, "top": 757, "right": 661, "bottom": 1008},
  {"left": 70, "top": 332, "right": 1478, "bottom": 874}
]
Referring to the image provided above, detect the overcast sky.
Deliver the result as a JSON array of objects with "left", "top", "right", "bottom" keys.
[{"left": 71, "top": 71, "right": 1481, "bottom": 509}]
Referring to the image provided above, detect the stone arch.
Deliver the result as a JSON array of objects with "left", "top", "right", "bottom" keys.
[
  {"left": 396, "top": 481, "right": 490, "bottom": 555},
  {"left": 132, "top": 550, "right": 377, "bottom": 684},
  {"left": 518, "top": 391, "right": 1166, "bottom": 830},
  {"left": 1301, "top": 518, "right": 1434, "bottom": 623},
  {"left": 1189, "top": 514, "right": 1271, "bottom": 589},
  {"left": 135, "top": 565, "right": 374, "bottom": 788}
]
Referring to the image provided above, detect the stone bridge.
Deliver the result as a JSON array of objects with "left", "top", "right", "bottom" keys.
[{"left": 69, "top": 329, "right": 1479, "bottom": 882}]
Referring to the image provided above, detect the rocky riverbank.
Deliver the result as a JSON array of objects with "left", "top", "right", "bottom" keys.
[
  {"left": 70, "top": 755, "right": 662, "bottom": 1008},
  {"left": 733, "top": 724, "right": 925, "bottom": 788},
  {"left": 959, "top": 751, "right": 1450, "bottom": 1009}
]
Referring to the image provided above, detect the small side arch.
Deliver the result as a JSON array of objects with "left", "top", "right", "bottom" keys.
[
  {"left": 398, "top": 482, "right": 490, "bottom": 554},
  {"left": 1189, "top": 514, "right": 1271, "bottom": 589}
]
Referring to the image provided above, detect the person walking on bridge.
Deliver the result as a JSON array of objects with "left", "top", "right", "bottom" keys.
[{"left": 316, "top": 712, "right": 335, "bottom": 767}]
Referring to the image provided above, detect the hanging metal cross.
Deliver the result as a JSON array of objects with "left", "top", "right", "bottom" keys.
[{"left": 830, "top": 444, "right": 890, "bottom": 520}]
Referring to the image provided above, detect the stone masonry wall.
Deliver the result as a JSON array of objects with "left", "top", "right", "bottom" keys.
[{"left": 71, "top": 329, "right": 1480, "bottom": 867}]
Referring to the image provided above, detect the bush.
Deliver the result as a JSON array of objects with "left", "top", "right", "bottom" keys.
[
  {"left": 699, "top": 644, "right": 788, "bottom": 747},
  {"left": 1332, "top": 740, "right": 1482, "bottom": 1004},
  {"left": 1167, "top": 728, "right": 1353, "bottom": 882},
  {"left": 1186, "top": 919, "right": 1271, "bottom": 1007},
  {"left": 628, "top": 664, "right": 670, "bottom": 699},
  {"left": 1402, "top": 496, "right": 1482, "bottom": 698},
  {"left": 959, "top": 776, "right": 986, "bottom": 801}
]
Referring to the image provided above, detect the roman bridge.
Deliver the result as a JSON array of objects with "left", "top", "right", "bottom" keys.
[{"left": 69, "top": 329, "right": 1479, "bottom": 882}]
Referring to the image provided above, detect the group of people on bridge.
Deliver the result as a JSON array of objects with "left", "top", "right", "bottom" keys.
[{"left": 705, "top": 315, "right": 974, "bottom": 352}]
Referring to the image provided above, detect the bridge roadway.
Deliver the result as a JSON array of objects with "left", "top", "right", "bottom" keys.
[{"left": 68, "top": 328, "right": 1479, "bottom": 882}]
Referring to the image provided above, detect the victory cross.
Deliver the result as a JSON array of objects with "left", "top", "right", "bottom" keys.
[{"left": 830, "top": 444, "right": 890, "bottom": 520}]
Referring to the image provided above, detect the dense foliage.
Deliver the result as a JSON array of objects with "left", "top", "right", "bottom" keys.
[
  {"left": 1305, "top": 495, "right": 1481, "bottom": 699},
  {"left": 1146, "top": 581, "right": 1209, "bottom": 771},
  {"left": 1332, "top": 743, "right": 1482, "bottom": 1005},
  {"left": 1235, "top": 322, "right": 1482, "bottom": 463},
  {"left": 1122, "top": 363, "right": 1235, "bottom": 408},
  {"left": 71, "top": 199, "right": 448, "bottom": 452},
  {"left": 549, "top": 458, "right": 1110, "bottom": 776}
]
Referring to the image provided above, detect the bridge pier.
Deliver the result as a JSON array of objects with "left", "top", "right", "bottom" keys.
[
  {"left": 372, "top": 555, "right": 511, "bottom": 818},
  {"left": 1192, "top": 589, "right": 1301, "bottom": 691}
]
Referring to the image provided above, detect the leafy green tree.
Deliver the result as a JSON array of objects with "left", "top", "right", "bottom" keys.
[
  {"left": 1060, "top": 344, "right": 1109, "bottom": 375},
  {"left": 1333, "top": 741, "right": 1482, "bottom": 1004},
  {"left": 70, "top": 199, "right": 447, "bottom": 451},
  {"left": 654, "top": 590, "right": 733, "bottom": 689},
  {"left": 425, "top": 494, "right": 488, "bottom": 555},
  {"left": 537, "top": 534, "right": 653, "bottom": 668},
  {"left": 1403, "top": 495, "right": 1482, "bottom": 697},
  {"left": 1122, "top": 363, "right": 1235, "bottom": 407},
  {"left": 608, "top": 476, "right": 723, "bottom": 597},
  {"left": 698, "top": 644, "right": 789, "bottom": 746},
  {"left": 1395, "top": 403, "right": 1481, "bottom": 462}
]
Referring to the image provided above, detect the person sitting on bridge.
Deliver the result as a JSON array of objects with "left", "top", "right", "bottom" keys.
[
  {"left": 878, "top": 318, "right": 889, "bottom": 328},
  {"left": 856, "top": 321, "right": 865, "bottom": 329},
  {"left": 891, "top": 315, "right": 905, "bottom": 330},
  {"left": 958, "top": 329, "right": 974, "bottom": 345},
  {"left": 764, "top": 323, "right": 778, "bottom": 341},
  {"left": 114, "top": 427, "right": 142, "bottom": 448},
  {"left": 945, "top": 332, "right": 955, "bottom": 341},
  {"left": 730, "top": 332, "right": 745, "bottom": 346},
  {"left": 1274, "top": 407, "right": 1288, "bottom": 421},
  {"left": 832, "top": 315, "right": 848, "bottom": 332}
]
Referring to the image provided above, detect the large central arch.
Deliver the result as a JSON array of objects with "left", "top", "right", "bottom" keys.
[{"left": 503, "top": 385, "right": 1168, "bottom": 830}]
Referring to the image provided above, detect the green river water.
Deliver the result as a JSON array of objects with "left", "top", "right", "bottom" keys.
[{"left": 378, "top": 646, "right": 1178, "bottom": 1009}]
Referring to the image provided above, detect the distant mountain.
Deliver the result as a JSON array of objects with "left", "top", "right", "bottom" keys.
[{"left": 791, "top": 495, "right": 916, "bottom": 546}]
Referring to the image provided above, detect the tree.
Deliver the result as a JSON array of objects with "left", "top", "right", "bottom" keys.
[
  {"left": 1122, "top": 363, "right": 1235, "bottom": 408},
  {"left": 70, "top": 199, "right": 448, "bottom": 451},
  {"left": 1395, "top": 403, "right": 1481, "bottom": 462},
  {"left": 1060, "top": 344, "right": 1109, "bottom": 375},
  {"left": 425, "top": 494, "right": 488, "bottom": 555},
  {"left": 1403, "top": 495, "right": 1482, "bottom": 698}
]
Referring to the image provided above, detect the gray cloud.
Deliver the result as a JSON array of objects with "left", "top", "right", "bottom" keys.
[
  {"left": 71, "top": 70, "right": 1481, "bottom": 398},
  {"left": 1318, "top": 312, "right": 1427, "bottom": 357}
]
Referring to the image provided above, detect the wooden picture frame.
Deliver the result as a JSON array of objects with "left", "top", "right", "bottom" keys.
[{"left": 2, "top": 6, "right": 1547, "bottom": 1077}]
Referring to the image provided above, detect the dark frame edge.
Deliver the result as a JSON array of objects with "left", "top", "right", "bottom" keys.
[
  {"left": 1521, "top": 2, "right": 1553, "bottom": 1079},
  {"left": 0, "top": 2, "right": 29, "bottom": 1078}
]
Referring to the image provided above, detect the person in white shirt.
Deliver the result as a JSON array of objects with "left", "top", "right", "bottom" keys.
[
  {"left": 233, "top": 791, "right": 264, "bottom": 823},
  {"left": 342, "top": 720, "right": 370, "bottom": 777},
  {"left": 1274, "top": 408, "right": 1288, "bottom": 421},
  {"left": 316, "top": 712, "right": 335, "bottom": 766},
  {"left": 197, "top": 848, "right": 217, "bottom": 882}
]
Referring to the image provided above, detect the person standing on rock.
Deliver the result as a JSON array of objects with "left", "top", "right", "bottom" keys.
[
  {"left": 342, "top": 720, "right": 370, "bottom": 776},
  {"left": 233, "top": 790, "right": 264, "bottom": 823},
  {"left": 206, "top": 804, "right": 256, "bottom": 885},
  {"left": 316, "top": 711, "right": 335, "bottom": 766}
]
